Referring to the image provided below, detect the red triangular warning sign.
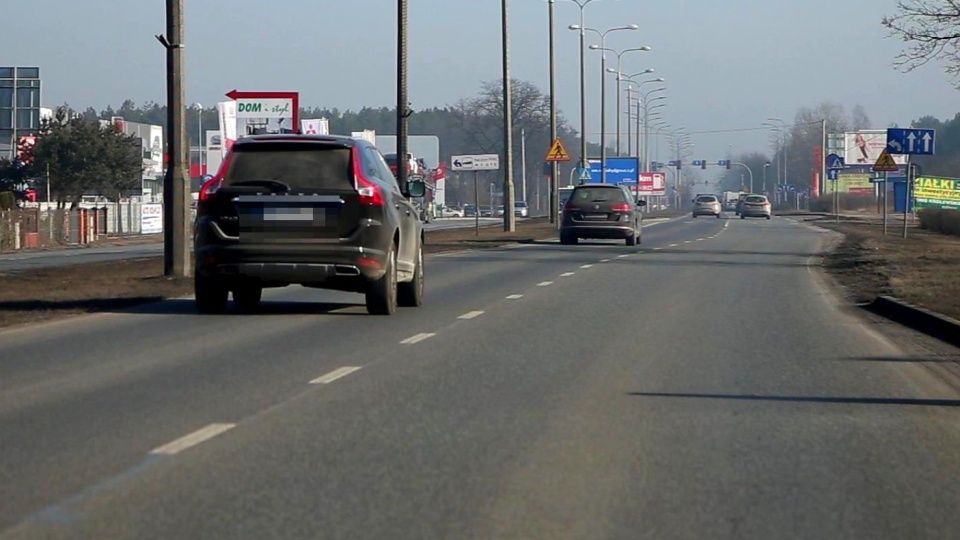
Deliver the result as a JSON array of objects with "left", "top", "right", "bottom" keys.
[
  {"left": 545, "top": 138, "right": 571, "bottom": 162},
  {"left": 872, "top": 149, "right": 899, "bottom": 172}
]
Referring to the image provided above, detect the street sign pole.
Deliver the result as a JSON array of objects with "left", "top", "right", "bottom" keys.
[
  {"left": 903, "top": 161, "right": 913, "bottom": 239},
  {"left": 474, "top": 170, "right": 480, "bottom": 236},
  {"left": 882, "top": 172, "right": 888, "bottom": 235}
]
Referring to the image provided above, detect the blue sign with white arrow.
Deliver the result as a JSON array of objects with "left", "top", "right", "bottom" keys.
[
  {"left": 886, "top": 128, "right": 935, "bottom": 155},
  {"left": 827, "top": 169, "right": 840, "bottom": 181},
  {"left": 827, "top": 154, "right": 845, "bottom": 170}
]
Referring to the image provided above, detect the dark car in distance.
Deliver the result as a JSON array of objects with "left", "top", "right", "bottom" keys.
[
  {"left": 560, "top": 184, "right": 645, "bottom": 246},
  {"left": 194, "top": 134, "right": 426, "bottom": 315}
]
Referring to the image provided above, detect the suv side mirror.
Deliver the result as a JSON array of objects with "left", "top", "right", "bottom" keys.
[
  {"left": 408, "top": 179, "right": 426, "bottom": 198},
  {"left": 637, "top": 199, "right": 647, "bottom": 207}
]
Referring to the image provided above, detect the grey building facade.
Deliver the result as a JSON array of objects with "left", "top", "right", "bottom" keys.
[{"left": 0, "top": 66, "right": 42, "bottom": 159}]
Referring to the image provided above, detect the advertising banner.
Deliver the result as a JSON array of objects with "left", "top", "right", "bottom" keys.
[
  {"left": 301, "top": 118, "right": 329, "bottom": 135},
  {"left": 586, "top": 157, "right": 640, "bottom": 185},
  {"left": 216, "top": 101, "right": 237, "bottom": 157},
  {"left": 844, "top": 130, "right": 907, "bottom": 166},
  {"left": 914, "top": 176, "right": 960, "bottom": 210},
  {"left": 206, "top": 130, "right": 223, "bottom": 175},
  {"left": 141, "top": 203, "right": 163, "bottom": 234},
  {"left": 146, "top": 126, "right": 164, "bottom": 180}
]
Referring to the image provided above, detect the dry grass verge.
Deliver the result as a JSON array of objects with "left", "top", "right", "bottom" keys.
[{"left": 819, "top": 219, "right": 960, "bottom": 320}]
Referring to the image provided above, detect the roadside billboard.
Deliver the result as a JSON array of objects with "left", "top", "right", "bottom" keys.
[
  {"left": 206, "top": 130, "right": 223, "bottom": 175},
  {"left": 844, "top": 130, "right": 907, "bottom": 166},
  {"left": 821, "top": 172, "right": 874, "bottom": 194},
  {"left": 141, "top": 203, "right": 163, "bottom": 234},
  {"left": 586, "top": 157, "right": 639, "bottom": 185},
  {"left": 914, "top": 176, "right": 960, "bottom": 210},
  {"left": 637, "top": 172, "right": 666, "bottom": 195}
]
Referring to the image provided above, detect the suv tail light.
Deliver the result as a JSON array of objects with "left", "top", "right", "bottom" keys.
[
  {"left": 610, "top": 202, "right": 632, "bottom": 212},
  {"left": 353, "top": 149, "right": 384, "bottom": 206},
  {"left": 198, "top": 175, "right": 223, "bottom": 202}
]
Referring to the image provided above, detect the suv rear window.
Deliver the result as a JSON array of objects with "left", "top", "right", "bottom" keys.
[
  {"left": 572, "top": 187, "right": 626, "bottom": 202},
  {"left": 697, "top": 196, "right": 718, "bottom": 202},
  {"left": 225, "top": 143, "right": 353, "bottom": 190}
]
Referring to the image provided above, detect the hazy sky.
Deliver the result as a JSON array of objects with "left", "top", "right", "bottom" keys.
[{"left": 8, "top": 0, "right": 959, "bottom": 168}]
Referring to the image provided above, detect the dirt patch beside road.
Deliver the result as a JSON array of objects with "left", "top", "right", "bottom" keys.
[
  {"left": 818, "top": 219, "right": 960, "bottom": 321},
  {"left": 0, "top": 219, "right": 565, "bottom": 329}
]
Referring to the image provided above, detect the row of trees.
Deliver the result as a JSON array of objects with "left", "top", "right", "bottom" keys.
[{"left": 0, "top": 108, "right": 143, "bottom": 207}]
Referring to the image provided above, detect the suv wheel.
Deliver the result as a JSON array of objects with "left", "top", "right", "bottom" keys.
[
  {"left": 195, "top": 275, "right": 228, "bottom": 314},
  {"left": 626, "top": 232, "right": 637, "bottom": 246},
  {"left": 233, "top": 284, "right": 262, "bottom": 312},
  {"left": 398, "top": 242, "right": 424, "bottom": 307},
  {"left": 366, "top": 244, "right": 398, "bottom": 315},
  {"left": 560, "top": 231, "right": 578, "bottom": 245}
]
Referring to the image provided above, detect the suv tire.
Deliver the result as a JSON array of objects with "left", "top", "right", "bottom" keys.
[
  {"left": 398, "top": 242, "right": 424, "bottom": 307},
  {"left": 195, "top": 275, "right": 228, "bottom": 314},
  {"left": 560, "top": 232, "right": 578, "bottom": 245},
  {"left": 366, "top": 244, "right": 398, "bottom": 315},
  {"left": 233, "top": 284, "right": 263, "bottom": 312}
]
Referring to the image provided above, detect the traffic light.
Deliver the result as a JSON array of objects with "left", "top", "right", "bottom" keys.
[
  {"left": 701, "top": 160, "right": 707, "bottom": 170},
  {"left": 725, "top": 160, "right": 731, "bottom": 169}
]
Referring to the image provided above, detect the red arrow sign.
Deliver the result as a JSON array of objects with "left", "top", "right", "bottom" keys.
[{"left": 224, "top": 90, "right": 300, "bottom": 132}]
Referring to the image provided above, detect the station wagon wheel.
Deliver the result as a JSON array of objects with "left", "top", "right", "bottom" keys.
[{"left": 398, "top": 241, "right": 424, "bottom": 307}]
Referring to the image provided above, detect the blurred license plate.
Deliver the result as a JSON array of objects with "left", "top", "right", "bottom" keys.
[{"left": 583, "top": 213, "right": 607, "bottom": 220}]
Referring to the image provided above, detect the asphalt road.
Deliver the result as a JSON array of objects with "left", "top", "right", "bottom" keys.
[
  {"left": 3, "top": 215, "right": 960, "bottom": 539},
  {"left": 0, "top": 218, "right": 502, "bottom": 272}
]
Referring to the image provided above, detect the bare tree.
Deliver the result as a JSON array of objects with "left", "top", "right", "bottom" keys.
[
  {"left": 883, "top": 1, "right": 960, "bottom": 86},
  {"left": 851, "top": 104, "right": 872, "bottom": 131}
]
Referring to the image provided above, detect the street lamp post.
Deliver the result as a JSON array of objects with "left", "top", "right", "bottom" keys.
[
  {"left": 619, "top": 75, "right": 663, "bottom": 167},
  {"left": 763, "top": 162, "right": 770, "bottom": 194},
  {"left": 594, "top": 49, "right": 651, "bottom": 156},
  {"left": 547, "top": 0, "right": 559, "bottom": 224},
  {"left": 561, "top": 0, "right": 608, "bottom": 180},
  {"left": 576, "top": 24, "right": 638, "bottom": 184},
  {"left": 639, "top": 87, "right": 665, "bottom": 171}
]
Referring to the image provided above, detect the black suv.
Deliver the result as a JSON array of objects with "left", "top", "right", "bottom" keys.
[
  {"left": 560, "top": 184, "right": 645, "bottom": 245},
  {"left": 194, "top": 135, "right": 426, "bottom": 315}
]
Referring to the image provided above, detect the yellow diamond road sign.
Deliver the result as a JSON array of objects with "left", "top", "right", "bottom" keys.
[
  {"left": 872, "top": 149, "right": 899, "bottom": 172},
  {"left": 546, "top": 138, "right": 571, "bottom": 162}
]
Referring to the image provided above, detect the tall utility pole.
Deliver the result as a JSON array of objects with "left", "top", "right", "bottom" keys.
[
  {"left": 625, "top": 85, "right": 632, "bottom": 157},
  {"left": 521, "top": 128, "right": 527, "bottom": 203},
  {"left": 159, "top": 0, "right": 190, "bottom": 277},
  {"left": 548, "top": 0, "right": 559, "bottom": 224},
  {"left": 501, "top": 0, "right": 516, "bottom": 231},
  {"left": 397, "top": 0, "right": 409, "bottom": 194}
]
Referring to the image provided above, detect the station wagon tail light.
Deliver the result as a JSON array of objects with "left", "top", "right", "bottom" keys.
[
  {"left": 610, "top": 202, "right": 632, "bottom": 212},
  {"left": 563, "top": 201, "right": 578, "bottom": 212}
]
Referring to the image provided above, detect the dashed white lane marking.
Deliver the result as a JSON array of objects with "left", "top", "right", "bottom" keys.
[
  {"left": 724, "top": 221, "right": 730, "bottom": 229},
  {"left": 401, "top": 333, "right": 436, "bottom": 344},
  {"left": 506, "top": 294, "right": 524, "bottom": 299},
  {"left": 310, "top": 366, "right": 362, "bottom": 385},
  {"left": 458, "top": 310, "right": 485, "bottom": 320},
  {"left": 616, "top": 254, "right": 630, "bottom": 258},
  {"left": 683, "top": 240, "right": 693, "bottom": 244},
  {"left": 150, "top": 423, "right": 236, "bottom": 455},
  {"left": 560, "top": 272, "right": 576, "bottom": 277},
  {"left": 668, "top": 243, "right": 679, "bottom": 247},
  {"left": 696, "top": 238, "right": 706, "bottom": 241},
  {"left": 652, "top": 247, "right": 663, "bottom": 250},
  {"left": 600, "top": 259, "right": 611, "bottom": 263},
  {"left": 538, "top": 281, "right": 554, "bottom": 287},
  {"left": 580, "top": 264, "right": 594, "bottom": 269}
]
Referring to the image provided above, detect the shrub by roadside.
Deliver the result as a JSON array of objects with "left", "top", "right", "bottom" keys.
[
  {"left": 918, "top": 208, "right": 960, "bottom": 237},
  {"left": 809, "top": 193, "right": 877, "bottom": 213}
]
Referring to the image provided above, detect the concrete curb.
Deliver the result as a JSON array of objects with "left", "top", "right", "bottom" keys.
[{"left": 866, "top": 295, "right": 960, "bottom": 348}]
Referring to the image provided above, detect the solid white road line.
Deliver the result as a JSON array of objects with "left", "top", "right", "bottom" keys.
[
  {"left": 537, "top": 281, "right": 554, "bottom": 287},
  {"left": 458, "top": 310, "right": 485, "bottom": 320},
  {"left": 560, "top": 272, "right": 576, "bottom": 277},
  {"left": 506, "top": 294, "right": 524, "bottom": 299},
  {"left": 310, "top": 366, "right": 362, "bottom": 385},
  {"left": 580, "top": 264, "right": 594, "bottom": 269},
  {"left": 150, "top": 423, "right": 236, "bottom": 456},
  {"left": 401, "top": 333, "right": 436, "bottom": 344}
]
